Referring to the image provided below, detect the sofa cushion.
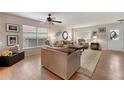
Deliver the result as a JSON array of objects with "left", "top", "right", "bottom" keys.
[{"left": 47, "top": 46, "right": 75, "bottom": 54}]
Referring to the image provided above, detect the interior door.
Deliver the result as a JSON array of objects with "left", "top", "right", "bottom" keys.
[{"left": 108, "top": 25, "right": 123, "bottom": 51}]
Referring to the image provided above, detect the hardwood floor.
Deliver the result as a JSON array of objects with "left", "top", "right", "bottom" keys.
[
  {"left": 0, "top": 50, "right": 124, "bottom": 80},
  {"left": 92, "top": 51, "right": 124, "bottom": 80}
]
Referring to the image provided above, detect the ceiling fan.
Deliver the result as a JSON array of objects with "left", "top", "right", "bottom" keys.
[
  {"left": 47, "top": 14, "right": 62, "bottom": 24},
  {"left": 40, "top": 14, "right": 62, "bottom": 24}
]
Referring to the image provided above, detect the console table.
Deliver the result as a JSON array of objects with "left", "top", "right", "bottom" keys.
[
  {"left": 91, "top": 43, "right": 99, "bottom": 50},
  {"left": 0, "top": 51, "right": 25, "bottom": 67}
]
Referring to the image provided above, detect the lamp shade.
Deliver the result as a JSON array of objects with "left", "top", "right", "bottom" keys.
[{"left": 93, "top": 36, "right": 97, "bottom": 39}]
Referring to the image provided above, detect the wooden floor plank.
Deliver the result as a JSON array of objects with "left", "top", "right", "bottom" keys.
[{"left": 0, "top": 50, "right": 124, "bottom": 80}]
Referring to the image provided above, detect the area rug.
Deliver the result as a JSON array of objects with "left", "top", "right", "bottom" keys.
[{"left": 77, "top": 49, "right": 101, "bottom": 77}]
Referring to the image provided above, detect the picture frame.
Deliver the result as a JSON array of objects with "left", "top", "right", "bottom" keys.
[
  {"left": 98, "top": 27, "right": 106, "bottom": 33},
  {"left": 6, "top": 23, "right": 19, "bottom": 32},
  {"left": 110, "top": 30, "right": 119, "bottom": 40},
  {"left": 7, "top": 35, "right": 18, "bottom": 46},
  {"left": 92, "top": 31, "right": 97, "bottom": 36},
  {"left": 62, "top": 31, "right": 68, "bottom": 40}
]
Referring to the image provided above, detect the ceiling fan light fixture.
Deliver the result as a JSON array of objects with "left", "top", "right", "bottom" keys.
[{"left": 47, "top": 14, "right": 62, "bottom": 24}]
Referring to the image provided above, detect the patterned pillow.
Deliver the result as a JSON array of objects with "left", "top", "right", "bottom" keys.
[
  {"left": 53, "top": 41, "right": 64, "bottom": 47},
  {"left": 9, "top": 46, "right": 18, "bottom": 53}
]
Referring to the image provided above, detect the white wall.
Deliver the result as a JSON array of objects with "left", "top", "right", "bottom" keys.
[
  {"left": 54, "top": 27, "right": 73, "bottom": 41},
  {"left": 48, "top": 25, "right": 65, "bottom": 41},
  {"left": 73, "top": 23, "right": 124, "bottom": 51},
  {"left": 73, "top": 25, "right": 108, "bottom": 50},
  {"left": 0, "top": 13, "right": 65, "bottom": 56}
]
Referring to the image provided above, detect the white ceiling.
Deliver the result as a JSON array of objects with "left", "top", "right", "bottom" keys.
[{"left": 7, "top": 12, "right": 124, "bottom": 28}]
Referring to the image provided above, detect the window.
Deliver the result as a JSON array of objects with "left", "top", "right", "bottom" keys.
[
  {"left": 76, "top": 31, "right": 92, "bottom": 42},
  {"left": 23, "top": 25, "right": 37, "bottom": 48},
  {"left": 37, "top": 27, "right": 48, "bottom": 46},
  {"left": 23, "top": 25, "right": 48, "bottom": 49}
]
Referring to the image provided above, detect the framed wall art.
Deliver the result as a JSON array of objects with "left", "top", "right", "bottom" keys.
[
  {"left": 7, "top": 35, "right": 18, "bottom": 46},
  {"left": 62, "top": 31, "right": 68, "bottom": 40},
  {"left": 6, "top": 23, "right": 19, "bottom": 32},
  {"left": 98, "top": 27, "right": 106, "bottom": 33},
  {"left": 110, "top": 30, "right": 119, "bottom": 40}
]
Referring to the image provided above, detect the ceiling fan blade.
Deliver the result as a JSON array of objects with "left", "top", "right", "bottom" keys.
[
  {"left": 41, "top": 14, "right": 62, "bottom": 24},
  {"left": 39, "top": 18, "right": 46, "bottom": 22},
  {"left": 52, "top": 20, "right": 62, "bottom": 23}
]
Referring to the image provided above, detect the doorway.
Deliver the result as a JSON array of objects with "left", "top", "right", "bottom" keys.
[{"left": 108, "top": 27, "right": 123, "bottom": 51}]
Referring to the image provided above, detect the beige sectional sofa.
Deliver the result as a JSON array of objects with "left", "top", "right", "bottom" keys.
[{"left": 41, "top": 47, "right": 81, "bottom": 79}]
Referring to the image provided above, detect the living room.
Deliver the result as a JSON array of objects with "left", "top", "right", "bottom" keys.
[
  {"left": 1, "top": 0, "right": 124, "bottom": 93},
  {"left": 0, "top": 12, "right": 124, "bottom": 80}
]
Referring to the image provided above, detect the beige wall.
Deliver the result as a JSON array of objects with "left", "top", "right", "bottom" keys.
[{"left": 0, "top": 13, "right": 65, "bottom": 56}]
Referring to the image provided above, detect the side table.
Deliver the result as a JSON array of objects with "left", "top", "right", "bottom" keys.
[{"left": 91, "top": 43, "right": 99, "bottom": 50}]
